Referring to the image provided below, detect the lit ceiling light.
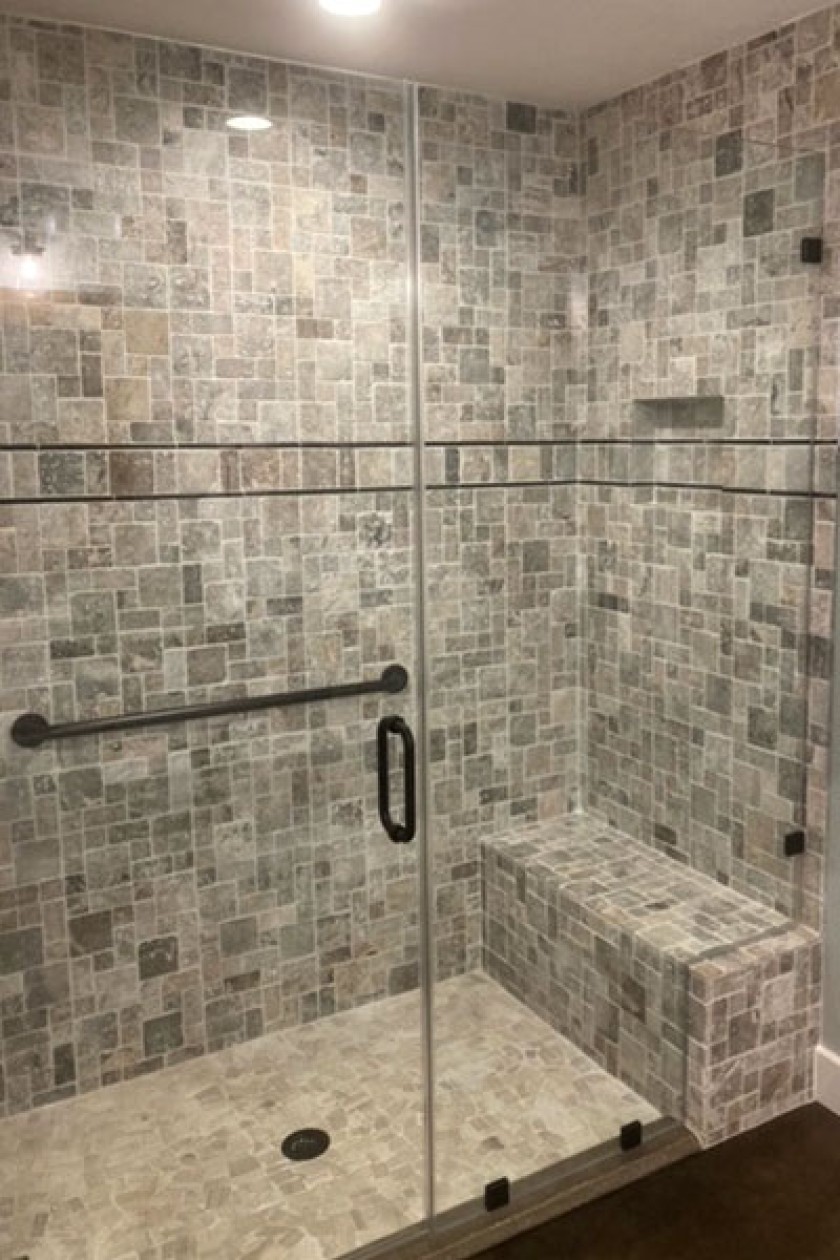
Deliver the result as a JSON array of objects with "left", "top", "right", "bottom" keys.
[
  {"left": 320, "top": 0, "right": 382, "bottom": 15},
  {"left": 226, "top": 115, "right": 273, "bottom": 132}
]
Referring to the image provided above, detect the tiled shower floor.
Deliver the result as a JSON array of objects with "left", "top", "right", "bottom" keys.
[{"left": 1, "top": 972, "right": 659, "bottom": 1260}]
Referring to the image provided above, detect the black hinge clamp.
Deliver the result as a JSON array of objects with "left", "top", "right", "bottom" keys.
[
  {"left": 619, "top": 1120, "right": 643, "bottom": 1151},
  {"left": 484, "top": 1177, "right": 511, "bottom": 1212},
  {"left": 801, "top": 237, "right": 823, "bottom": 265},
  {"left": 784, "top": 829, "right": 806, "bottom": 857}
]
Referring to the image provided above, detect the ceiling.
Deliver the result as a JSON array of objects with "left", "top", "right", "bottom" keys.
[{"left": 5, "top": 0, "right": 826, "bottom": 108}]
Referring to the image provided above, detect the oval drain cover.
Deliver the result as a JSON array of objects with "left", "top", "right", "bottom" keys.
[{"left": 281, "top": 1128, "right": 330, "bottom": 1162}]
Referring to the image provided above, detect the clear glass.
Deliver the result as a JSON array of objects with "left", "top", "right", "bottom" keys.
[
  {"left": 421, "top": 109, "right": 825, "bottom": 1208},
  {"left": 0, "top": 31, "right": 430, "bottom": 1260},
  {"left": 0, "top": 13, "right": 826, "bottom": 1258}
]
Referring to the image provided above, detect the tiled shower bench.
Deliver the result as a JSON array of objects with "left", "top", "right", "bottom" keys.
[{"left": 482, "top": 815, "right": 820, "bottom": 1147}]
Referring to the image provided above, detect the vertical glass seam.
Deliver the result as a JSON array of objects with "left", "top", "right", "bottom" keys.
[
  {"left": 404, "top": 79, "right": 437, "bottom": 1228},
  {"left": 576, "top": 113, "right": 588, "bottom": 814}
]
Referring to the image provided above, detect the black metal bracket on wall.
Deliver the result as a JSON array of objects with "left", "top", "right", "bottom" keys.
[
  {"left": 784, "top": 830, "right": 807, "bottom": 858},
  {"left": 801, "top": 236, "right": 824, "bottom": 265}
]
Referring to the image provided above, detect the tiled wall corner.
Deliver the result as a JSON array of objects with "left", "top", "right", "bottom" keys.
[{"left": 580, "top": 20, "right": 833, "bottom": 929}]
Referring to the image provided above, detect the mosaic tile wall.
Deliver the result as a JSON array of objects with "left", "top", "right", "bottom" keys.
[
  {"left": 635, "top": 11, "right": 840, "bottom": 946},
  {"left": 0, "top": 19, "right": 428, "bottom": 1116},
  {"left": 582, "top": 76, "right": 829, "bottom": 928},
  {"left": 0, "top": 22, "right": 587, "bottom": 1113},
  {"left": 1, "top": 492, "right": 424, "bottom": 1116},
  {"left": 580, "top": 1, "right": 840, "bottom": 936},
  {"left": 417, "top": 88, "right": 585, "bottom": 976},
  {"left": 582, "top": 483, "right": 815, "bottom": 917},
  {"left": 425, "top": 483, "right": 580, "bottom": 977}
]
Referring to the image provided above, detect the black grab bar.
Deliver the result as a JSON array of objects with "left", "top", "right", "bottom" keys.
[{"left": 11, "top": 664, "right": 409, "bottom": 749}]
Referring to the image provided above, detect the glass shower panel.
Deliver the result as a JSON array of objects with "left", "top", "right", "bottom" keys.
[
  {"left": 0, "top": 28, "right": 429, "bottom": 1260},
  {"left": 422, "top": 95, "right": 824, "bottom": 1212},
  {"left": 415, "top": 84, "right": 657, "bottom": 1213},
  {"left": 579, "top": 119, "right": 823, "bottom": 1157},
  {"left": 590, "top": 124, "right": 825, "bottom": 920}
]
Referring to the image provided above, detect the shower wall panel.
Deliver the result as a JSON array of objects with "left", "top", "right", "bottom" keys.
[
  {"left": 417, "top": 88, "right": 585, "bottom": 975},
  {"left": 581, "top": 108, "right": 826, "bottom": 923},
  {"left": 0, "top": 20, "right": 420, "bottom": 1116}
]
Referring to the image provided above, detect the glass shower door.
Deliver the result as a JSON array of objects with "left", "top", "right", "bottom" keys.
[
  {"left": 0, "top": 36, "right": 431, "bottom": 1260},
  {"left": 414, "top": 80, "right": 646, "bottom": 1216}
]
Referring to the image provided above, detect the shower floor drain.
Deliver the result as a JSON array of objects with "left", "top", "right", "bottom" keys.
[{"left": 281, "top": 1128, "right": 331, "bottom": 1162}]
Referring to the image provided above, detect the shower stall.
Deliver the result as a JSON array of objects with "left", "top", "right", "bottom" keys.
[{"left": 0, "top": 15, "right": 826, "bottom": 1260}]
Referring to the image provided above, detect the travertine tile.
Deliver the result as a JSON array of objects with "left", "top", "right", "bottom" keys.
[
  {"left": 0, "top": 491, "right": 421, "bottom": 1115},
  {"left": 0, "top": 972, "right": 658, "bottom": 1260},
  {"left": 484, "top": 813, "right": 819, "bottom": 1146},
  {"left": 0, "top": 0, "right": 834, "bottom": 1185}
]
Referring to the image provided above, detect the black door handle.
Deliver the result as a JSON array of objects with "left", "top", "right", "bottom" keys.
[{"left": 377, "top": 715, "right": 416, "bottom": 844}]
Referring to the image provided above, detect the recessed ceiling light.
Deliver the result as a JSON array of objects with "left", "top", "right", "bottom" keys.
[
  {"left": 226, "top": 115, "right": 273, "bottom": 132},
  {"left": 320, "top": 0, "right": 382, "bottom": 15}
]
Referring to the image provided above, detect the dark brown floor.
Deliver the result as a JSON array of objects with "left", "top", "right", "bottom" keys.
[{"left": 478, "top": 1104, "right": 840, "bottom": 1260}]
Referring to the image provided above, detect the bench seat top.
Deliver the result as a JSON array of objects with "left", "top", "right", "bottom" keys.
[{"left": 483, "top": 814, "right": 791, "bottom": 963}]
